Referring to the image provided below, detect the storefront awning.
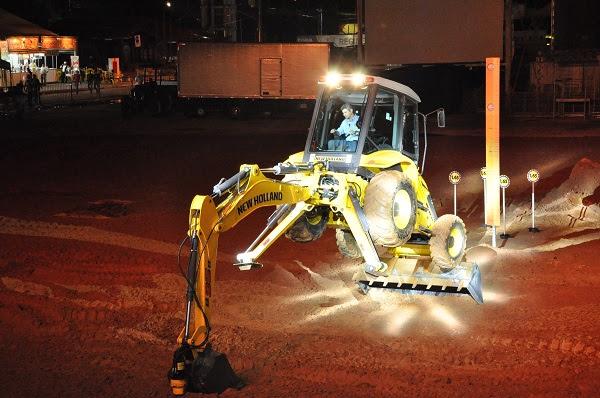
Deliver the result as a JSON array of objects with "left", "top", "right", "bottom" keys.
[{"left": 0, "top": 8, "right": 57, "bottom": 38}]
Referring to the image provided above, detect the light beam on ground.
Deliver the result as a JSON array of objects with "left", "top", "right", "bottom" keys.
[
  {"left": 428, "top": 303, "right": 465, "bottom": 333},
  {"left": 383, "top": 306, "right": 418, "bottom": 336},
  {"left": 299, "top": 298, "right": 359, "bottom": 324},
  {"left": 282, "top": 286, "right": 350, "bottom": 304},
  {"left": 482, "top": 288, "right": 509, "bottom": 304}
]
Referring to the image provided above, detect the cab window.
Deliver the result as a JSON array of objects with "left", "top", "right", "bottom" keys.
[
  {"left": 363, "top": 87, "right": 398, "bottom": 154},
  {"left": 400, "top": 101, "right": 418, "bottom": 160},
  {"left": 310, "top": 86, "right": 368, "bottom": 153},
  {"left": 362, "top": 88, "right": 418, "bottom": 160}
]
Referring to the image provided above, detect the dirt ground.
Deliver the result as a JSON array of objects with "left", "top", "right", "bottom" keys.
[{"left": 1, "top": 105, "right": 600, "bottom": 398}]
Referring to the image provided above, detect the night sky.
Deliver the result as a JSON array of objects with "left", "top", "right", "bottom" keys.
[
  {"left": 3, "top": 1, "right": 600, "bottom": 50},
  {"left": 2, "top": 0, "right": 356, "bottom": 42}
]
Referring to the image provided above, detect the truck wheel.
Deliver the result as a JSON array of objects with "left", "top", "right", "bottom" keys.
[
  {"left": 430, "top": 214, "right": 466, "bottom": 272},
  {"left": 147, "top": 97, "right": 162, "bottom": 116},
  {"left": 185, "top": 103, "right": 206, "bottom": 118},
  {"left": 335, "top": 229, "right": 361, "bottom": 258},
  {"left": 285, "top": 208, "right": 328, "bottom": 243},
  {"left": 229, "top": 105, "right": 243, "bottom": 119},
  {"left": 160, "top": 93, "right": 174, "bottom": 114},
  {"left": 364, "top": 171, "right": 416, "bottom": 247},
  {"left": 121, "top": 96, "right": 132, "bottom": 118}
]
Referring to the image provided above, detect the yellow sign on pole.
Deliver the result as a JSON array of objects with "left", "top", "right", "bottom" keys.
[{"left": 485, "top": 57, "right": 500, "bottom": 226}]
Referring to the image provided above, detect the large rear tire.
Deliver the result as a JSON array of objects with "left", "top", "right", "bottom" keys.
[
  {"left": 335, "top": 229, "right": 361, "bottom": 258},
  {"left": 430, "top": 214, "right": 467, "bottom": 272},
  {"left": 364, "top": 171, "right": 416, "bottom": 247},
  {"left": 285, "top": 207, "right": 328, "bottom": 243}
]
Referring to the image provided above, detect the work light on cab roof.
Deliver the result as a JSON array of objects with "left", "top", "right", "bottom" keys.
[{"left": 321, "top": 72, "right": 374, "bottom": 87}]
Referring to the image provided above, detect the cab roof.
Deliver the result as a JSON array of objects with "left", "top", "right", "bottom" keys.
[
  {"left": 367, "top": 75, "right": 421, "bottom": 103},
  {"left": 321, "top": 74, "right": 421, "bottom": 103},
  {"left": 319, "top": 72, "right": 421, "bottom": 102}
]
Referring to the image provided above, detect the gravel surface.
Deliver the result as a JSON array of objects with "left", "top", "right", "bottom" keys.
[{"left": 1, "top": 105, "right": 599, "bottom": 397}]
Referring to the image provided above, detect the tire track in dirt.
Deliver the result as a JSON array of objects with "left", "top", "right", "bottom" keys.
[
  {"left": 1, "top": 274, "right": 183, "bottom": 311},
  {"left": 0, "top": 273, "right": 185, "bottom": 347},
  {"left": 0, "top": 215, "right": 178, "bottom": 255},
  {"left": 473, "top": 335, "right": 599, "bottom": 363},
  {"left": 212, "top": 326, "right": 598, "bottom": 398}
]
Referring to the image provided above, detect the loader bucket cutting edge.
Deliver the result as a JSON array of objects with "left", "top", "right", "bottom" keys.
[{"left": 354, "top": 260, "right": 483, "bottom": 304}]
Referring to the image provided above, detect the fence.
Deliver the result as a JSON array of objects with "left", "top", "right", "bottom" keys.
[
  {"left": 33, "top": 79, "right": 133, "bottom": 106},
  {"left": 511, "top": 60, "right": 600, "bottom": 118}
]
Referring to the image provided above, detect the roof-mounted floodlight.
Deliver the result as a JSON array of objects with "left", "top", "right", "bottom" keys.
[
  {"left": 351, "top": 73, "right": 365, "bottom": 86},
  {"left": 324, "top": 72, "right": 342, "bottom": 87},
  {"left": 319, "top": 72, "right": 374, "bottom": 87}
]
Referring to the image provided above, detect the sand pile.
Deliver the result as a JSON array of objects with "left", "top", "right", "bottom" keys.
[{"left": 508, "top": 158, "right": 600, "bottom": 236}]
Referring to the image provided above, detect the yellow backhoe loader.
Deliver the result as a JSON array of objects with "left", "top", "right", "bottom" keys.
[{"left": 168, "top": 73, "right": 483, "bottom": 395}]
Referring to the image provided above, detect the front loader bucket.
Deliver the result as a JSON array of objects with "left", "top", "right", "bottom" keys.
[{"left": 353, "top": 257, "right": 483, "bottom": 304}]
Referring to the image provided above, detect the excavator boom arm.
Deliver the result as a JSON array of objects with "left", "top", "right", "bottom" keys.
[{"left": 181, "top": 164, "right": 312, "bottom": 347}]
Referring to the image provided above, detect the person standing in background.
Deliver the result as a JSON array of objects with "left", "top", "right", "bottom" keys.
[
  {"left": 40, "top": 64, "right": 48, "bottom": 85},
  {"left": 87, "top": 67, "right": 94, "bottom": 94},
  {"left": 25, "top": 73, "right": 33, "bottom": 107},
  {"left": 60, "top": 61, "right": 68, "bottom": 83},
  {"left": 72, "top": 68, "right": 81, "bottom": 94},
  {"left": 93, "top": 68, "right": 101, "bottom": 96},
  {"left": 32, "top": 74, "right": 41, "bottom": 106}
]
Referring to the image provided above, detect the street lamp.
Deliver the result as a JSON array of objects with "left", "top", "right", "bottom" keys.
[{"left": 163, "top": 1, "right": 173, "bottom": 62}]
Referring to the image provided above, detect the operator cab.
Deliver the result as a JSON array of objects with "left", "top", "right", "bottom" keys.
[{"left": 303, "top": 73, "right": 421, "bottom": 172}]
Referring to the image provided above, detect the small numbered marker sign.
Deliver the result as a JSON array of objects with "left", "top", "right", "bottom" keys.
[
  {"left": 527, "top": 169, "right": 540, "bottom": 183},
  {"left": 449, "top": 171, "right": 461, "bottom": 185},
  {"left": 480, "top": 167, "right": 488, "bottom": 179},
  {"left": 499, "top": 175, "right": 510, "bottom": 188}
]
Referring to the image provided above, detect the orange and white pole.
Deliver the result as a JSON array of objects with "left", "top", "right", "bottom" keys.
[{"left": 485, "top": 57, "right": 501, "bottom": 248}]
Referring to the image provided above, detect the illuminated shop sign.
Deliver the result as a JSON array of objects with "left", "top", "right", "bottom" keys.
[
  {"left": 6, "top": 36, "right": 77, "bottom": 53},
  {"left": 58, "top": 36, "right": 77, "bottom": 51},
  {"left": 7, "top": 36, "right": 39, "bottom": 52},
  {"left": 41, "top": 36, "right": 59, "bottom": 50}
]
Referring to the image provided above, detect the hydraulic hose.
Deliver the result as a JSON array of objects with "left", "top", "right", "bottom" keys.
[{"left": 183, "top": 232, "right": 199, "bottom": 341}]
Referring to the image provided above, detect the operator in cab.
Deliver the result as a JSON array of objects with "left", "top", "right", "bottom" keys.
[{"left": 328, "top": 103, "right": 360, "bottom": 151}]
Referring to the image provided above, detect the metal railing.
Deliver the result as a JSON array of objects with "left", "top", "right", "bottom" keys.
[{"left": 20, "top": 79, "right": 133, "bottom": 107}]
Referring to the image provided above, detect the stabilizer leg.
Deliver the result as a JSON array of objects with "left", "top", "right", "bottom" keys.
[{"left": 341, "top": 188, "right": 387, "bottom": 276}]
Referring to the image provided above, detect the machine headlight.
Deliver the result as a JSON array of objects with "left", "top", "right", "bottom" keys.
[
  {"left": 324, "top": 72, "right": 342, "bottom": 87},
  {"left": 351, "top": 73, "right": 365, "bottom": 86}
]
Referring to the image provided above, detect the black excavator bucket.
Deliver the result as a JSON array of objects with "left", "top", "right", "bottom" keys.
[{"left": 169, "top": 345, "right": 245, "bottom": 395}]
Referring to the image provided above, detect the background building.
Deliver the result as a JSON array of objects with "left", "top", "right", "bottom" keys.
[{"left": 0, "top": 8, "right": 77, "bottom": 85}]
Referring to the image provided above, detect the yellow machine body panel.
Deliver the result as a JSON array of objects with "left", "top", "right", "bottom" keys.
[
  {"left": 359, "top": 150, "right": 412, "bottom": 170},
  {"left": 285, "top": 151, "right": 304, "bottom": 164},
  {"left": 215, "top": 164, "right": 312, "bottom": 231},
  {"left": 281, "top": 148, "right": 437, "bottom": 237}
]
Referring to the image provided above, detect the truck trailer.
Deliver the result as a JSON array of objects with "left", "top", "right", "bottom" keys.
[{"left": 178, "top": 42, "right": 329, "bottom": 117}]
